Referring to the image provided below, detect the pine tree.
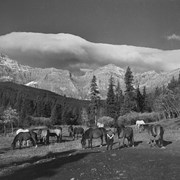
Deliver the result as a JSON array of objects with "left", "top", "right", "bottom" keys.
[
  {"left": 142, "top": 86, "right": 149, "bottom": 112},
  {"left": 115, "top": 81, "right": 124, "bottom": 119},
  {"left": 178, "top": 72, "right": 180, "bottom": 85},
  {"left": 136, "top": 85, "right": 143, "bottom": 112},
  {"left": 121, "top": 66, "right": 136, "bottom": 115},
  {"left": 106, "top": 76, "right": 116, "bottom": 119},
  {"left": 50, "top": 102, "right": 62, "bottom": 125},
  {"left": 81, "top": 107, "right": 89, "bottom": 125},
  {"left": 89, "top": 75, "right": 100, "bottom": 125}
]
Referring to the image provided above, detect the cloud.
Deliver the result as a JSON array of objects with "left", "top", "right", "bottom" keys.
[
  {"left": 167, "top": 34, "right": 180, "bottom": 41},
  {"left": 0, "top": 32, "right": 180, "bottom": 73}
]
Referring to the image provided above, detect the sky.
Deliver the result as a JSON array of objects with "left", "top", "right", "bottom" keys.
[{"left": 0, "top": 0, "right": 180, "bottom": 73}]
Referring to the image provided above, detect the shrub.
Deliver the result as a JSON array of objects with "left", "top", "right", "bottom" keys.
[
  {"left": 97, "top": 116, "right": 115, "bottom": 127},
  {"left": 117, "top": 111, "right": 164, "bottom": 126}
]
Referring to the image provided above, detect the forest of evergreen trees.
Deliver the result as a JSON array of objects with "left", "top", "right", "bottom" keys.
[
  {"left": 0, "top": 82, "right": 89, "bottom": 130},
  {"left": 89, "top": 67, "right": 180, "bottom": 125},
  {"left": 0, "top": 67, "right": 180, "bottom": 132}
]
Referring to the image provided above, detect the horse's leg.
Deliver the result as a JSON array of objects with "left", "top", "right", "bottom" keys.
[
  {"left": 107, "top": 141, "right": 109, "bottom": 150},
  {"left": 118, "top": 138, "right": 121, "bottom": 149},
  {"left": 90, "top": 139, "right": 93, "bottom": 149},
  {"left": 122, "top": 137, "right": 125, "bottom": 147},
  {"left": 100, "top": 136, "right": 103, "bottom": 147},
  {"left": 30, "top": 137, "right": 37, "bottom": 148},
  {"left": 19, "top": 140, "right": 22, "bottom": 149},
  {"left": 57, "top": 135, "right": 59, "bottom": 143},
  {"left": 131, "top": 135, "right": 135, "bottom": 147},
  {"left": 110, "top": 141, "right": 113, "bottom": 150},
  {"left": 87, "top": 139, "right": 90, "bottom": 148}
]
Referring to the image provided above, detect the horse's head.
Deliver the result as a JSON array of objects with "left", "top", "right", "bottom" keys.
[
  {"left": 11, "top": 142, "right": 15, "bottom": 150},
  {"left": 139, "top": 124, "right": 145, "bottom": 133}
]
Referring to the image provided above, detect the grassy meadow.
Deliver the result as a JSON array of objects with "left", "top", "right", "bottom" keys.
[{"left": 1, "top": 119, "right": 180, "bottom": 176}]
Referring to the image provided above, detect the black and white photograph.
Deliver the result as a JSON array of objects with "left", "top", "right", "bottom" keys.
[{"left": 0, "top": 0, "right": 180, "bottom": 179}]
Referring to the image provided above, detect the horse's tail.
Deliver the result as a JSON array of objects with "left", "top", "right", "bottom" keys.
[{"left": 131, "top": 129, "right": 135, "bottom": 147}]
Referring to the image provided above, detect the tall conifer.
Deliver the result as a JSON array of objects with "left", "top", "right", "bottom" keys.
[
  {"left": 121, "top": 66, "right": 136, "bottom": 115},
  {"left": 89, "top": 75, "right": 100, "bottom": 124},
  {"left": 106, "top": 76, "right": 116, "bottom": 119}
]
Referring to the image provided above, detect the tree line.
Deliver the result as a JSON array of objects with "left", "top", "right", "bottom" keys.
[
  {"left": 0, "top": 67, "right": 180, "bottom": 133},
  {"left": 89, "top": 67, "right": 180, "bottom": 124}
]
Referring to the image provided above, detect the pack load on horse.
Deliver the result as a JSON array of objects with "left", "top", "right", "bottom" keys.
[
  {"left": 97, "top": 122, "right": 104, "bottom": 128},
  {"left": 117, "top": 124, "right": 134, "bottom": 148},
  {"left": 81, "top": 127, "right": 107, "bottom": 149},
  {"left": 11, "top": 131, "right": 38, "bottom": 149},
  {"left": 16, "top": 128, "right": 29, "bottom": 135},
  {"left": 136, "top": 120, "right": 145, "bottom": 130},
  {"left": 139, "top": 124, "right": 164, "bottom": 148},
  {"left": 106, "top": 129, "right": 115, "bottom": 150}
]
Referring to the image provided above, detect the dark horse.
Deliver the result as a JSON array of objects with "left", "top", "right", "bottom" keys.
[
  {"left": 73, "top": 127, "right": 84, "bottom": 140},
  {"left": 11, "top": 131, "right": 38, "bottom": 149},
  {"left": 139, "top": 124, "right": 164, "bottom": 148},
  {"left": 49, "top": 127, "right": 62, "bottom": 143},
  {"left": 81, "top": 127, "right": 107, "bottom": 149},
  {"left": 117, "top": 124, "right": 134, "bottom": 148}
]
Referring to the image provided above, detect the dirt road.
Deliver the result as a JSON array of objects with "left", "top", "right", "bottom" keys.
[{"left": 1, "top": 142, "right": 180, "bottom": 180}]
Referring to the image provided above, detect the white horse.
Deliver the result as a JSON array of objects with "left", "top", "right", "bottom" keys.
[
  {"left": 16, "top": 128, "right": 30, "bottom": 146},
  {"left": 97, "top": 122, "right": 104, "bottom": 128},
  {"left": 136, "top": 120, "right": 145, "bottom": 130}
]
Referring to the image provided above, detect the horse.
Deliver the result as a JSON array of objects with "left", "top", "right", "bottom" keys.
[
  {"left": 68, "top": 125, "right": 74, "bottom": 138},
  {"left": 16, "top": 128, "right": 30, "bottom": 146},
  {"left": 81, "top": 127, "right": 107, "bottom": 149},
  {"left": 106, "top": 129, "right": 115, "bottom": 150},
  {"left": 73, "top": 127, "right": 84, "bottom": 140},
  {"left": 11, "top": 131, "right": 38, "bottom": 149},
  {"left": 136, "top": 120, "right": 145, "bottom": 130},
  {"left": 117, "top": 124, "right": 134, "bottom": 148},
  {"left": 35, "top": 129, "right": 50, "bottom": 145},
  {"left": 139, "top": 124, "right": 164, "bottom": 148},
  {"left": 49, "top": 127, "right": 62, "bottom": 143}
]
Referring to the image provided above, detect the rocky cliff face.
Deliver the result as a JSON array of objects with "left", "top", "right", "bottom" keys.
[{"left": 0, "top": 53, "right": 179, "bottom": 99}]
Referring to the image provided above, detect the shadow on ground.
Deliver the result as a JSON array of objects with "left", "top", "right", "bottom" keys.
[
  {"left": 0, "top": 149, "right": 100, "bottom": 180},
  {"left": 0, "top": 147, "right": 11, "bottom": 155},
  {"left": 163, "top": 140, "right": 172, "bottom": 147},
  {"left": 0, "top": 149, "right": 77, "bottom": 169}
]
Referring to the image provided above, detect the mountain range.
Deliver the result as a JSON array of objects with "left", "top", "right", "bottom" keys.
[{"left": 0, "top": 52, "right": 179, "bottom": 99}]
